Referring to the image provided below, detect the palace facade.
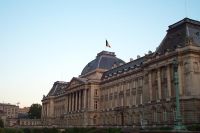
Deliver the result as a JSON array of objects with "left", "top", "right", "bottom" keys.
[{"left": 41, "top": 18, "right": 200, "bottom": 128}]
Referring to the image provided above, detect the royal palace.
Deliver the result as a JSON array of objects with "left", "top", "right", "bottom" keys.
[{"left": 41, "top": 18, "right": 200, "bottom": 128}]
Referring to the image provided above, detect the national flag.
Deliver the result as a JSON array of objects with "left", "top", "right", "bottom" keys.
[{"left": 106, "top": 40, "right": 111, "bottom": 48}]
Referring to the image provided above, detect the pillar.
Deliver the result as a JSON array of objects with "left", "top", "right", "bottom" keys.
[
  {"left": 148, "top": 71, "right": 152, "bottom": 101},
  {"left": 157, "top": 68, "right": 162, "bottom": 99},
  {"left": 83, "top": 89, "right": 87, "bottom": 110},
  {"left": 79, "top": 91, "right": 81, "bottom": 111},
  {"left": 75, "top": 91, "right": 78, "bottom": 111},
  {"left": 167, "top": 64, "right": 172, "bottom": 97},
  {"left": 65, "top": 95, "right": 68, "bottom": 113},
  {"left": 178, "top": 64, "right": 183, "bottom": 95},
  {"left": 68, "top": 94, "right": 71, "bottom": 112},
  {"left": 72, "top": 93, "right": 74, "bottom": 112}
]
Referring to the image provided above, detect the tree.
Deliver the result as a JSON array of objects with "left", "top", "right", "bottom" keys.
[
  {"left": 0, "top": 118, "right": 4, "bottom": 128},
  {"left": 28, "top": 103, "right": 42, "bottom": 119}
]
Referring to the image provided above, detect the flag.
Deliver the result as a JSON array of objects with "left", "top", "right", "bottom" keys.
[{"left": 106, "top": 40, "right": 111, "bottom": 48}]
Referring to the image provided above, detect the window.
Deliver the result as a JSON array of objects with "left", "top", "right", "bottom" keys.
[
  {"left": 153, "top": 110, "right": 157, "bottom": 122},
  {"left": 139, "top": 93, "right": 143, "bottom": 104},
  {"left": 94, "top": 101, "right": 98, "bottom": 110},
  {"left": 93, "top": 115, "right": 97, "bottom": 125},
  {"left": 138, "top": 78, "right": 143, "bottom": 87},
  {"left": 163, "top": 109, "right": 167, "bottom": 122},
  {"left": 193, "top": 62, "right": 199, "bottom": 72},
  {"left": 109, "top": 93, "right": 113, "bottom": 100},
  {"left": 126, "top": 89, "right": 130, "bottom": 96},
  {"left": 132, "top": 88, "right": 136, "bottom": 95},
  {"left": 114, "top": 92, "right": 118, "bottom": 99},
  {"left": 95, "top": 89, "right": 98, "bottom": 96},
  {"left": 172, "top": 108, "right": 176, "bottom": 121}
]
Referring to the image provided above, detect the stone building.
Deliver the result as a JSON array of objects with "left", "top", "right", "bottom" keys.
[
  {"left": 0, "top": 103, "right": 19, "bottom": 126},
  {"left": 41, "top": 18, "right": 200, "bottom": 128}
]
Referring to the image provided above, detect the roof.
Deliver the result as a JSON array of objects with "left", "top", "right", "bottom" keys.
[
  {"left": 155, "top": 18, "right": 200, "bottom": 55},
  {"left": 81, "top": 51, "right": 125, "bottom": 75},
  {"left": 47, "top": 81, "right": 68, "bottom": 97},
  {"left": 102, "top": 56, "right": 145, "bottom": 79}
]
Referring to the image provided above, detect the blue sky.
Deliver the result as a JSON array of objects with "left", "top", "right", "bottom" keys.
[{"left": 0, "top": 0, "right": 199, "bottom": 107}]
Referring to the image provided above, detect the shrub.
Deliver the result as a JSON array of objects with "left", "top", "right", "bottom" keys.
[
  {"left": 187, "top": 124, "right": 200, "bottom": 131},
  {"left": 3, "top": 128, "right": 23, "bottom": 133},
  {"left": 0, "top": 128, "right": 5, "bottom": 133},
  {"left": 23, "top": 128, "right": 31, "bottom": 133},
  {"left": 107, "top": 128, "right": 121, "bottom": 133},
  {"left": 159, "top": 126, "right": 173, "bottom": 130},
  {"left": 32, "top": 128, "right": 43, "bottom": 133},
  {"left": 0, "top": 119, "right": 4, "bottom": 128}
]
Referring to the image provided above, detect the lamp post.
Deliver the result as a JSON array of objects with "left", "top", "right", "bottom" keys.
[{"left": 173, "top": 58, "right": 186, "bottom": 130}]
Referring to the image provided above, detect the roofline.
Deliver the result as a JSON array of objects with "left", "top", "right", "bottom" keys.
[
  {"left": 168, "top": 18, "right": 200, "bottom": 30},
  {"left": 80, "top": 68, "right": 107, "bottom": 78},
  {"left": 102, "top": 55, "right": 147, "bottom": 79}
]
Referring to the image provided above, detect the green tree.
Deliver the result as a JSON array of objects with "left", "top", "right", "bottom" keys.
[
  {"left": 28, "top": 103, "right": 42, "bottom": 119},
  {"left": 0, "top": 118, "right": 4, "bottom": 128}
]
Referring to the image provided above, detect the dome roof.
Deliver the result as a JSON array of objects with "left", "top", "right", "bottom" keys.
[{"left": 81, "top": 51, "right": 125, "bottom": 75}]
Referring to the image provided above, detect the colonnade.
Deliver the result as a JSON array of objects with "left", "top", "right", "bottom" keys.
[{"left": 66, "top": 89, "right": 88, "bottom": 112}]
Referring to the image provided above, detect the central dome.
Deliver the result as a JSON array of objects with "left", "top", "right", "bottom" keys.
[{"left": 81, "top": 51, "right": 125, "bottom": 76}]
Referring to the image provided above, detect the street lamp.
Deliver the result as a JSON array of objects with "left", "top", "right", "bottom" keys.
[{"left": 173, "top": 58, "right": 186, "bottom": 130}]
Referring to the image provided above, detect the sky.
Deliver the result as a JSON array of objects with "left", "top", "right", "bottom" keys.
[{"left": 0, "top": 0, "right": 199, "bottom": 107}]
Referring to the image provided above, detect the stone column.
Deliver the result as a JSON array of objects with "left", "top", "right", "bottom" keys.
[
  {"left": 148, "top": 71, "right": 152, "bottom": 101},
  {"left": 68, "top": 93, "right": 71, "bottom": 112},
  {"left": 79, "top": 91, "right": 81, "bottom": 111},
  {"left": 83, "top": 89, "right": 87, "bottom": 110},
  {"left": 121, "top": 83, "right": 124, "bottom": 106},
  {"left": 74, "top": 92, "right": 76, "bottom": 111},
  {"left": 72, "top": 93, "right": 74, "bottom": 112},
  {"left": 102, "top": 89, "right": 105, "bottom": 110},
  {"left": 75, "top": 91, "right": 78, "bottom": 111},
  {"left": 157, "top": 68, "right": 162, "bottom": 99},
  {"left": 167, "top": 65, "right": 172, "bottom": 97},
  {"left": 66, "top": 95, "right": 68, "bottom": 113},
  {"left": 178, "top": 64, "right": 183, "bottom": 95}
]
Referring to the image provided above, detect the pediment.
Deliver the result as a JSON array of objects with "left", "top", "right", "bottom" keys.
[{"left": 67, "top": 77, "right": 86, "bottom": 88}]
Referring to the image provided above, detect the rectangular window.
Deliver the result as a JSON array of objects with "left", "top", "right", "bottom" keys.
[
  {"left": 95, "top": 89, "right": 98, "bottom": 96},
  {"left": 109, "top": 93, "right": 113, "bottom": 100},
  {"left": 94, "top": 101, "right": 98, "bottom": 110},
  {"left": 126, "top": 89, "right": 130, "bottom": 96},
  {"left": 140, "top": 93, "right": 142, "bottom": 104},
  {"left": 163, "top": 110, "right": 167, "bottom": 121},
  {"left": 153, "top": 111, "right": 157, "bottom": 122},
  {"left": 114, "top": 92, "right": 118, "bottom": 99}
]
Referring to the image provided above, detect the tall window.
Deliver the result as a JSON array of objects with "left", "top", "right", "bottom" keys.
[
  {"left": 153, "top": 110, "right": 157, "bottom": 122},
  {"left": 172, "top": 107, "right": 176, "bottom": 121},
  {"left": 94, "top": 101, "right": 98, "bottom": 110},
  {"left": 163, "top": 109, "right": 167, "bottom": 122},
  {"left": 140, "top": 93, "right": 143, "bottom": 104},
  {"left": 95, "top": 89, "right": 98, "bottom": 96},
  {"left": 93, "top": 115, "right": 97, "bottom": 125}
]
